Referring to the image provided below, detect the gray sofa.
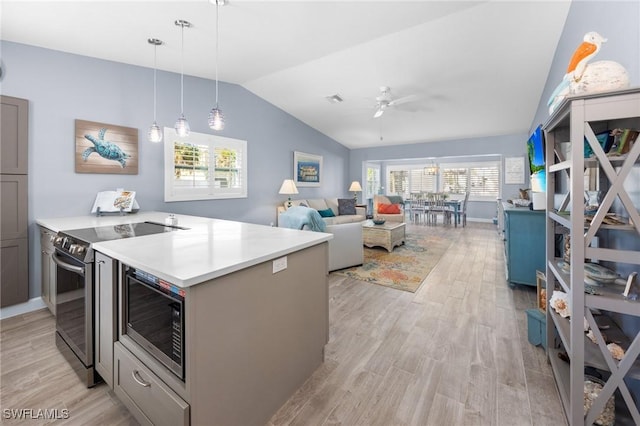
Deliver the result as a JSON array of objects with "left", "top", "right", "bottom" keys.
[{"left": 278, "top": 198, "right": 365, "bottom": 271}]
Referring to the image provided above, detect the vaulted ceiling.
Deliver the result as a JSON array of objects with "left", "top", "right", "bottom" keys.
[{"left": 1, "top": 0, "right": 571, "bottom": 148}]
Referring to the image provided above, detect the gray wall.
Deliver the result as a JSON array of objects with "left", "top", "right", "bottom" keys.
[
  {"left": 530, "top": 0, "right": 640, "bottom": 132},
  {"left": 350, "top": 133, "right": 530, "bottom": 220},
  {"left": 0, "top": 41, "right": 349, "bottom": 299}
]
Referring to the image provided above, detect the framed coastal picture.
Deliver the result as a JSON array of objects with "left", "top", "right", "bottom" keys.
[
  {"left": 293, "top": 151, "right": 322, "bottom": 187},
  {"left": 75, "top": 119, "right": 138, "bottom": 174}
]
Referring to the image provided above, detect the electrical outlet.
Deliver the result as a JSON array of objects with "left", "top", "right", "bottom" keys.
[{"left": 272, "top": 256, "right": 287, "bottom": 273}]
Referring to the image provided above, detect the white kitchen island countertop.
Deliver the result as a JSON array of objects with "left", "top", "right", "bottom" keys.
[{"left": 37, "top": 212, "right": 332, "bottom": 287}]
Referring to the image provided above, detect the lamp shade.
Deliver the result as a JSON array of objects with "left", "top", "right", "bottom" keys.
[
  {"left": 349, "top": 181, "right": 363, "bottom": 192},
  {"left": 278, "top": 179, "right": 299, "bottom": 195}
]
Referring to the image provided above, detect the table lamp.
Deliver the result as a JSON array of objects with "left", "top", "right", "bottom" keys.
[
  {"left": 279, "top": 179, "right": 299, "bottom": 208},
  {"left": 349, "top": 181, "right": 363, "bottom": 203}
]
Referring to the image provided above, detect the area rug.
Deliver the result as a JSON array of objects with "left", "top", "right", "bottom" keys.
[{"left": 334, "top": 228, "right": 453, "bottom": 292}]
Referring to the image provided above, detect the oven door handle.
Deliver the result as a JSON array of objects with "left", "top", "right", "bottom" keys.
[{"left": 52, "top": 252, "right": 86, "bottom": 277}]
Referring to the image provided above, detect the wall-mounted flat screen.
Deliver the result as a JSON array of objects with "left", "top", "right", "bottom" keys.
[{"left": 527, "top": 125, "right": 546, "bottom": 192}]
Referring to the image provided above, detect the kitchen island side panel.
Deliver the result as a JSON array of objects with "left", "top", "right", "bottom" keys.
[{"left": 188, "top": 242, "right": 329, "bottom": 426}]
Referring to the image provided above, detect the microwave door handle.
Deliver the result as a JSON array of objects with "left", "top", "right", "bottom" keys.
[{"left": 52, "top": 252, "right": 86, "bottom": 277}]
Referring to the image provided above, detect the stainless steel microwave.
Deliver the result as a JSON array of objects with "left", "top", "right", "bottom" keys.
[{"left": 122, "top": 266, "right": 185, "bottom": 380}]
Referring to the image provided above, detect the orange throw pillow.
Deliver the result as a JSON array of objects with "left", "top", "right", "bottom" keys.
[{"left": 377, "top": 203, "right": 401, "bottom": 214}]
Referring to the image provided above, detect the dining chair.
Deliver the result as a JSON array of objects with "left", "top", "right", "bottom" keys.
[
  {"left": 429, "top": 194, "right": 453, "bottom": 225},
  {"left": 460, "top": 191, "right": 470, "bottom": 227},
  {"left": 407, "top": 199, "right": 427, "bottom": 224}
]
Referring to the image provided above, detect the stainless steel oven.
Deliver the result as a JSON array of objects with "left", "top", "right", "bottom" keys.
[
  {"left": 122, "top": 266, "right": 185, "bottom": 380},
  {"left": 52, "top": 247, "right": 98, "bottom": 386}
]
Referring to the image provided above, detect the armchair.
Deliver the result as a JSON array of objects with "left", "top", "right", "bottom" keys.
[{"left": 373, "top": 195, "right": 405, "bottom": 223}]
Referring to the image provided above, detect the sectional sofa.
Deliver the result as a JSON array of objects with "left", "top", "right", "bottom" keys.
[{"left": 277, "top": 198, "right": 365, "bottom": 271}]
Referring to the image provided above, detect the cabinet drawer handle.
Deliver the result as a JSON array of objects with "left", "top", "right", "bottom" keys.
[{"left": 132, "top": 370, "right": 151, "bottom": 387}]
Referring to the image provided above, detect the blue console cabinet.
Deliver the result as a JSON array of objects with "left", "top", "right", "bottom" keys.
[{"left": 502, "top": 204, "right": 545, "bottom": 287}]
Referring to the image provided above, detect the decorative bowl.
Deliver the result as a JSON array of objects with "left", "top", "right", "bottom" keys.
[{"left": 372, "top": 219, "right": 386, "bottom": 225}]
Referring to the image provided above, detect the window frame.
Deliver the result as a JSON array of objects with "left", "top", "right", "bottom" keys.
[{"left": 164, "top": 128, "right": 248, "bottom": 202}]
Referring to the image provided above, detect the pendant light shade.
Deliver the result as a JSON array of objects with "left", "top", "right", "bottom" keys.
[
  {"left": 148, "top": 38, "right": 163, "bottom": 143},
  {"left": 148, "top": 122, "right": 163, "bottom": 142},
  {"left": 175, "top": 114, "right": 190, "bottom": 137},
  {"left": 208, "top": 108, "right": 224, "bottom": 130},
  {"left": 208, "top": 0, "right": 225, "bottom": 131},
  {"left": 174, "top": 19, "right": 191, "bottom": 137}
]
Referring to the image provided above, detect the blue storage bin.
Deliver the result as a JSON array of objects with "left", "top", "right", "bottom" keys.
[{"left": 526, "top": 308, "right": 547, "bottom": 349}]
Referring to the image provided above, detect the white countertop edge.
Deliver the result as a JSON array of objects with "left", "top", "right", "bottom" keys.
[{"left": 94, "top": 235, "right": 332, "bottom": 288}]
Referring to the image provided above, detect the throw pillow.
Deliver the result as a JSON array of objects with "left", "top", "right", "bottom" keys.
[
  {"left": 338, "top": 198, "right": 357, "bottom": 215},
  {"left": 378, "top": 203, "right": 401, "bottom": 214},
  {"left": 317, "top": 208, "right": 335, "bottom": 218}
]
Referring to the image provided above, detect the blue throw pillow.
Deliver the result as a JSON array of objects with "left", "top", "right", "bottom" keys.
[{"left": 317, "top": 208, "right": 335, "bottom": 218}]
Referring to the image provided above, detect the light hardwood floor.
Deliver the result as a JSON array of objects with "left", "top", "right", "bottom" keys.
[{"left": 0, "top": 222, "right": 565, "bottom": 425}]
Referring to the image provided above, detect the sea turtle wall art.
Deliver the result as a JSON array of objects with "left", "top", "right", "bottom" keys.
[{"left": 75, "top": 119, "right": 138, "bottom": 174}]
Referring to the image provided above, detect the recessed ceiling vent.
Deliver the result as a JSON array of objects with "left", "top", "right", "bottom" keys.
[{"left": 325, "top": 94, "right": 344, "bottom": 104}]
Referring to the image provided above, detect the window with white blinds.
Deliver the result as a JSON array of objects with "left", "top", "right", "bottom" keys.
[
  {"left": 164, "top": 128, "right": 247, "bottom": 201},
  {"left": 388, "top": 170, "right": 408, "bottom": 195},
  {"left": 441, "top": 161, "right": 500, "bottom": 200},
  {"left": 366, "top": 165, "right": 381, "bottom": 199},
  {"left": 409, "top": 169, "right": 437, "bottom": 194},
  {"left": 442, "top": 168, "right": 468, "bottom": 194},
  {"left": 386, "top": 165, "right": 437, "bottom": 198}
]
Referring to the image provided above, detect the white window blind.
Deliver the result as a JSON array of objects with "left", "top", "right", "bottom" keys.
[
  {"left": 165, "top": 128, "right": 247, "bottom": 201},
  {"left": 409, "top": 169, "right": 436, "bottom": 194},
  {"left": 388, "top": 170, "right": 408, "bottom": 195},
  {"left": 441, "top": 161, "right": 500, "bottom": 200},
  {"left": 387, "top": 165, "right": 437, "bottom": 198},
  {"left": 442, "top": 168, "right": 468, "bottom": 194},
  {"left": 366, "top": 165, "right": 380, "bottom": 199},
  {"left": 469, "top": 166, "right": 499, "bottom": 197}
]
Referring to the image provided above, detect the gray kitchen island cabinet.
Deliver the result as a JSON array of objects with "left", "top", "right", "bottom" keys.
[{"left": 107, "top": 238, "right": 329, "bottom": 426}]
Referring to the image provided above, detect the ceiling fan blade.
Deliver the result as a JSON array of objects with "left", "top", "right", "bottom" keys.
[
  {"left": 388, "top": 94, "right": 418, "bottom": 106},
  {"left": 373, "top": 108, "right": 384, "bottom": 118}
]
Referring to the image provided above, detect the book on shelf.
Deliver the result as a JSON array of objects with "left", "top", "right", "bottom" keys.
[{"left": 615, "top": 129, "right": 640, "bottom": 155}]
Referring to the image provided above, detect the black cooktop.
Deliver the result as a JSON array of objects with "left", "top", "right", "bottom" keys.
[{"left": 62, "top": 221, "right": 185, "bottom": 244}]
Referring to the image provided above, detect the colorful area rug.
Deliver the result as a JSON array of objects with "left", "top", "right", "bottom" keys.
[{"left": 334, "top": 228, "right": 453, "bottom": 292}]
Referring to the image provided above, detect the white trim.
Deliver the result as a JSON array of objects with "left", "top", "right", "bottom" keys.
[{"left": 0, "top": 297, "right": 47, "bottom": 320}]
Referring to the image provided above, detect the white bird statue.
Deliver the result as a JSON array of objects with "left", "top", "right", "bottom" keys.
[
  {"left": 547, "top": 31, "right": 629, "bottom": 114},
  {"left": 548, "top": 32, "right": 607, "bottom": 112}
]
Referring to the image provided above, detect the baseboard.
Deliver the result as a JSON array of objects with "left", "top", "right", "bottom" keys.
[
  {"left": 468, "top": 217, "right": 493, "bottom": 223},
  {"left": 0, "top": 297, "right": 47, "bottom": 320}
]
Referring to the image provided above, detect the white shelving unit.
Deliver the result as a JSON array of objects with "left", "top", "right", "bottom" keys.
[{"left": 543, "top": 88, "right": 640, "bottom": 425}]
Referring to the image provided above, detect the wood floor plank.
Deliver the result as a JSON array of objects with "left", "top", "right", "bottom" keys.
[
  {"left": 424, "top": 392, "right": 465, "bottom": 426},
  {"left": 496, "top": 382, "right": 532, "bottom": 426}
]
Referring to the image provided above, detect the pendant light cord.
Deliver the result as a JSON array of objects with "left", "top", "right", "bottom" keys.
[
  {"left": 180, "top": 23, "right": 185, "bottom": 114},
  {"left": 215, "top": 2, "right": 220, "bottom": 108},
  {"left": 153, "top": 43, "right": 158, "bottom": 121}
]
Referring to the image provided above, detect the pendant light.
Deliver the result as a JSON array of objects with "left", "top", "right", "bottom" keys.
[
  {"left": 208, "top": 0, "right": 225, "bottom": 131},
  {"left": 174, "top": 19, "right": 191, "bottom": 137},
  {"left": 148, "top": 38, "right": 163, "bottom": 143}
]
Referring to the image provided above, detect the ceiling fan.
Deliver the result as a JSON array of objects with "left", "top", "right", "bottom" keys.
[{"left": 373, "top": 86, "right": 418, "bottom": 118}]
